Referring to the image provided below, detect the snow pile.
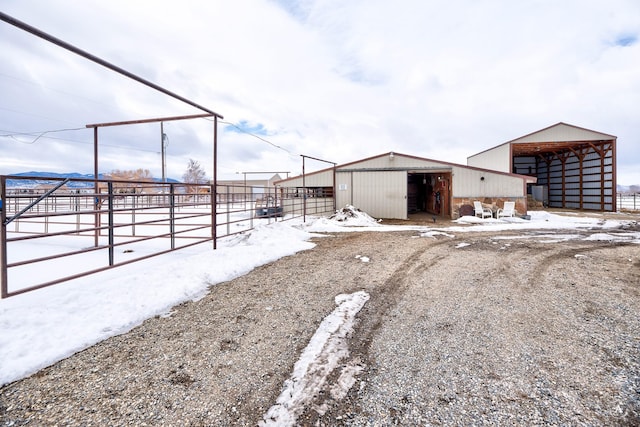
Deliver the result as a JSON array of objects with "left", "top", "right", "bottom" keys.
[
  {"left": 1, "top": 207, "right": 639, "bottom": 391},
  {"left": 304, "top": 205, "right": 387, "bottom": 232},
  {"left": 260, "top": 291, "right": 370, "bottom": 426},
  {"left": 0, "top": 221, "right": 317, "bottom": 386},
  {"left": 328, "top": 205, "right": 381, "bottom": 225}
]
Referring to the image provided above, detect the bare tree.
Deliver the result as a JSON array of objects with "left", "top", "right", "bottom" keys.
[
  {"left": 105, "top": 169, "right": 154, "bottom": 193},
  {"left": 182, "top": 159, "right": 208, "bottom": 195}
]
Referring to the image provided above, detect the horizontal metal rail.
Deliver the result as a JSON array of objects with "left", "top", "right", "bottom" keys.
[
  {"left": 617, "top": 193, "right": 640, "bottom": 211},
  {"left": 1, "top": 175, "right": 334, "bottom": 298},
  {"left": 4, "top": 178, "right": 70, "bottom": 225}
]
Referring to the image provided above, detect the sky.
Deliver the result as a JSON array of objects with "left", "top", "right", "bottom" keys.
[
  {"left": 1, "top": 1, "right": 639, "bottom": 185},
  {"left": 1, "top": 207, "right": 639, "bottom": 424}
]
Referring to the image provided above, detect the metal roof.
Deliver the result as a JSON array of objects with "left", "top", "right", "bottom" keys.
[{"left": 508, "top": 122, "right": 616, "bottom": 157}]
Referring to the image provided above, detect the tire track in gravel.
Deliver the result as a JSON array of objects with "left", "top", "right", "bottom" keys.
[
  {"left": 303, "top": 230, "right": 621, "bottom": 423},
  {"left": 298, "top": 233, "right": 465, "bottom": 422},
  {"left": 352, "top": 237, "right": 453, "bottom": 348}
]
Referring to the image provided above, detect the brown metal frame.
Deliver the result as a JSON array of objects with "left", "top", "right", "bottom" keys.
[
  {"left": 1, "top": 176, "right": 329, "bottom": 298},
  {"left": 85, "top": 114, "right": 217, "bottom": 247},
  {"left": 512, "top": 139, "right": 616, "bottom": 211}
]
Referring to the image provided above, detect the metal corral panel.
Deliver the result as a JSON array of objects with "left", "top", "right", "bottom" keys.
[
  {"left": 467, "top": 143, "right": 511, "bottom": 173},
  {"left": 451, "top": 166, "right": 525, "bottom": 198},
  {"left": 337, "top": 170, "right": 407, "bottom": 219}
]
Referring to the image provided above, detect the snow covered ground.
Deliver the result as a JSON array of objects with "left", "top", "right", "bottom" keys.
[{"left": 1, "top": 207, "right": 638, "bottom": 420}]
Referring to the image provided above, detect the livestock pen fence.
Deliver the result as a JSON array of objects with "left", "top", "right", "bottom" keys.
[
  {"left": 0, "top": 175, "right": 335, "bottom": 298},
  {"left": 617, "top": 193, "right": 640, "bottom": 211}
]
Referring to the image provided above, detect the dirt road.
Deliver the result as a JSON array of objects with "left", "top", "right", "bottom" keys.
[{"left": 1, "top": 226, "right": 639, "bottom": 426}]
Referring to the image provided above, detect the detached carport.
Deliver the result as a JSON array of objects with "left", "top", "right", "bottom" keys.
[{"left": 468, "top": 123, "right": 617, "bottom": 211}]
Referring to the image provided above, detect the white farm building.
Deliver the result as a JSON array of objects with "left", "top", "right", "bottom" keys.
[
  {"left": 276, "top": 152, "right": 536, "bottom": 220},
  {"left": 275, "top": 123, "right": 617, "bottom": 220},
  {"left": 468, "top": 122, "right": 617, "bottom": 211}
]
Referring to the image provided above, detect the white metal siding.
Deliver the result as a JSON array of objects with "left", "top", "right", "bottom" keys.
[
  {"left": 278, "top": 169, "right": 333, "bottom": 187},
  {"left": 347, "top": 171, "right": 407, "bottom": 219},
  {"left": 452, "top": 166, "right": 524, "bottom": 197},
  {"left": 467, "top": 144, "right": 511, "bottom": 173},
  {"left": 336, "top": 171, "right": 352, "bottom": 209},
  {"left": 511, "top": 123, "right": 615, "bottom": 143},
  {"left": 346, "top": 154, "right": 445, "bottom": 170}
]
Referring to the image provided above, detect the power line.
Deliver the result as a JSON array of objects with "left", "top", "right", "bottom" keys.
[
  {"left": 0, "top": 127, "right": 161, "bottom": 153},
  {"left": 212, "top": 118, "right": 295, "bottom": 156},
  {"left": 0, "top": 127, "right": 86, "bottom": 144}
]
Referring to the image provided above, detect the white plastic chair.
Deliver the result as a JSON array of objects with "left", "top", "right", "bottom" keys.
[
  {"left": 497, "top": 201, "right": 516, "bottom": 218},
  {"left": 473, "top": 201, "right": 493, "bottom": 219}
]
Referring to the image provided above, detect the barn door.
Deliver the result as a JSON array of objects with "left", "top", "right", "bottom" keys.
[{"left": 352, "top": 171, "right": 407, "bottom": 219}]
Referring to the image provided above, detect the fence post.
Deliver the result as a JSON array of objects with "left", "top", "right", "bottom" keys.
[
  {"left": 226, "top": 185, "right": 231, "bottom": 235},
  {"left": 1, "top": 176, "right": 8, "bottom": 298},
  {"left": 131, "top": 193, "right": 136, "bottom": 236},
  {"left": 108, "top": 181, "right": 114, "bottom": 266},
  {"left": 170, "top": 184, "right": 175, "bottom": 250}
]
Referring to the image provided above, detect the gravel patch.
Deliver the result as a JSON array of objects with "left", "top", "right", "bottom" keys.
[{"left": 1, "top": 227, "right": 639, "bottom": 426}]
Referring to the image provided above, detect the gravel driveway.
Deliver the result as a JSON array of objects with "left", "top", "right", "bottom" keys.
[{"left": 1, "top": 225, "right": 639, "bottom": 426}]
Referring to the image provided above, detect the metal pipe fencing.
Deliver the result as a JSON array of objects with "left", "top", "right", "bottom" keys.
[
  {"left": 1, "top": 175, "right": 335, "bottom": 298},
  {"left": 617, "top": 193, "right": 640, "bottom": 211}
]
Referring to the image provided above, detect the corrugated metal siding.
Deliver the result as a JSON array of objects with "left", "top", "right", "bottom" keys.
[
  {"left": 345, "top": 171, "right": 407, "bottom": 219},
  {"left": 467, "top": 144, "right": 511, "bottom": 173},
  {"left": 513, "top": 156, "right": 537, "bottom": 175},
  {"left": 340, "top": 154, "right": 449, "bottom": 170},
  {"left": 279, "top": 169, "right": 333, "bottom": 187},
  {"left": 452, "top": 166, "right": 524, "bottom": 197},
  {"left": 537, "top": 145, "right": 614, "bottom": 210},
  {"left": 335, "top": 171, "right": 352, "bottom": 209},
  {"left": 511, "top": 123, "right": 614, "bottom": 143}
]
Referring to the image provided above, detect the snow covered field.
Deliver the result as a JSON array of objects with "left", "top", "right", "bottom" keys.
[{"left": 1, "top": 208, "right": 639, "bottom": 420}]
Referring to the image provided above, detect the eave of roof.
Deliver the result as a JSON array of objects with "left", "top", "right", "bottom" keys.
[{"left": 275, "top": 152, "right": 535, "bottom": 184}]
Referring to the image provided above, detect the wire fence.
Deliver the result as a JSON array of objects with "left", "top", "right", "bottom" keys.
[
  {"left": 1, "top": 175, "right": 334, "bottom": 298},
  {"left": 617, "top": 193, "right": 640, "bottom": 211}
]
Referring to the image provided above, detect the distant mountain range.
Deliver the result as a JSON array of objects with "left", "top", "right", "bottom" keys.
[
  {"left": 3, "top": 171, "right": 636, "bottom": 193},
  {"left": 617, "top": 185, "right": 639, "bottom": 193},
  {"left": 5, "top": 172, "right": 179, "bottom": 188}
]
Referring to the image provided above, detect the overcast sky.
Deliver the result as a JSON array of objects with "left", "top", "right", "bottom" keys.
[{"left": 1, "top": 0, "right": 639, "bottom": 184}]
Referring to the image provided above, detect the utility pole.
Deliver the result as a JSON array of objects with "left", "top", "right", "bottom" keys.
[{"left": 161, "top": 122, "right": 167, "bottom": 183}]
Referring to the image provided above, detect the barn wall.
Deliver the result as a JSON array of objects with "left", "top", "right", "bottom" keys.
[
  {"left": 535, "top": 143, "right": 614, "bottom": 211},
  {"left": 336, "top": 170, "right": 407, "bottom": 219},
  {"left": 277, "top": 153, "right": 532, "bottom": 220},
  {"left": 513, "top": 156, "right": 537, "bottom": 176},
  {"left": 280, "top": 169, "right": 333, "bottom": 187},
  {"left": 350, "top": 154, "right": 446, "bottom": 169},
  {"left": 467, "top": 143, "right": 511, "bottom": 173},
  {"left": 511, "top": 123, "right": 614, "bottom": 143},
  {"left": 452, "top": 166, "right": 526, "bottom": 198}
]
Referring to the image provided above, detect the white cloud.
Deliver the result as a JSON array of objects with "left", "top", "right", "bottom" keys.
[{"left": 1, "top": 0, "right": 639, "bottom": 183}]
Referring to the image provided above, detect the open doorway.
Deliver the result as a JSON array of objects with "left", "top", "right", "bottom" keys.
[{"left": 407, "top": 172, "right": 451, "bottom": 219}]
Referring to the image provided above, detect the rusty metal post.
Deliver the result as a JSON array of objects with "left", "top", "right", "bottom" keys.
[
  {"left": 170, "top": 183, "right": 176, "bottom": 250},
  {"left": 302, "top": 156, "right": 306, "bottom": 223},
  {"left": 1, "top": 176, "right": 8, "bottom": 298},
  {"left": 107, "top": 181, "right": 114, "bottom": 266},
  {"left": 212, "top": 116, "right": 218, "bottom": 249},
  {"left": 93, "top": 126, "right": 100, "bottom": 247},
  {"left": 333, "top": 165, "right": 337, "bottom": 212}
]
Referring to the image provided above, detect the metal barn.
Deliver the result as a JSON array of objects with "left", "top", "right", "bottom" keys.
[
  {"left": 276, "top": 152, "right": 536, "bottom": 220},
  {"left": 467, "top": 123, "right": 617, "bottom": 211}
]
